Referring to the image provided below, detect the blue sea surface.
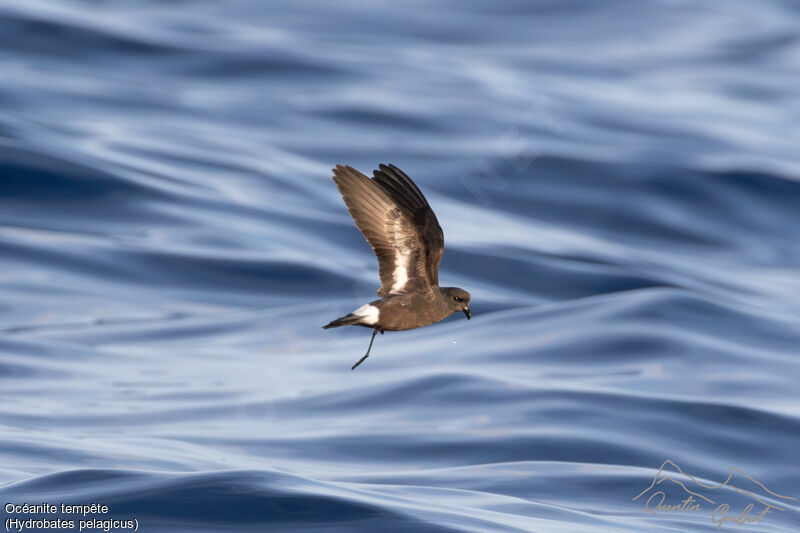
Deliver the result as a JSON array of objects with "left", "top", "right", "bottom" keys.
[{"left": 1, "top": 1, "right": 799, "bottom": 531}]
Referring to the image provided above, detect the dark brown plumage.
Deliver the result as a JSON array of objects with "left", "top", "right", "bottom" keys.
[{"left": 323, "top": 163, "right": 471, "bottom": 369}]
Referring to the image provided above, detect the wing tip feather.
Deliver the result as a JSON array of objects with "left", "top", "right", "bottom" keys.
[{"left": 371, "top": 163, "right": 428, "bottom": 212}]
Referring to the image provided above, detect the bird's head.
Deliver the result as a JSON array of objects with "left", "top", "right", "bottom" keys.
[{"left": 441, "top": 287, "right": 471, "bottom": 320}]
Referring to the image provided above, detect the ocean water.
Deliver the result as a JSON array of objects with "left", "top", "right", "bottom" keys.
[{"left": 1, "top": 0, "right": 799, "bottom": 531}]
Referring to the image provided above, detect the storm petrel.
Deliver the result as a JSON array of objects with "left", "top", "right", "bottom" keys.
[{"left": 323, "top": 164, "right": 471, "bottom": 370}]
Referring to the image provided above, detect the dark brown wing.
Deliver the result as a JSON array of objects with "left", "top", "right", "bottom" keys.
[
  {"left": 371, "top": 164, "right": 444, "bottom": 292},
  {"left": 332, "top": 165, "right": 437, "bottom": 296}
]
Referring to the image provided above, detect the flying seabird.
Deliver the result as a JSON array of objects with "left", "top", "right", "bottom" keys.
[{"left": 323, "top": 164, "right": 471, "bottom": 370}]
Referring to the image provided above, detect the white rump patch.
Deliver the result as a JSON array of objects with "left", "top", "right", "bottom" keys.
[{"left": 354, "top": 303, "right": 379, "bottom": 325}]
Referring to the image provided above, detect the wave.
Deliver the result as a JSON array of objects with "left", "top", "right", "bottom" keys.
[{"left": 1, "top": 0, "right": 799, "bottom": 531}]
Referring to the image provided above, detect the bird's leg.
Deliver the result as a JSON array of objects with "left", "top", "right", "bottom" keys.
[{"left": 351, "top": 328, "right": 379, "bottom": 370}]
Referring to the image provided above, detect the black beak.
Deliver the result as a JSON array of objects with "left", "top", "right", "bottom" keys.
[{"left": 464, "top": 308, "right": 471, "bottom": 320}]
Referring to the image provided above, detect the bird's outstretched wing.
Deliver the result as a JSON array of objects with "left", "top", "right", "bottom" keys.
[
  {"left": 332, "top": 164, "right": 444, "bottom": 296},
  {"left": 371, "top": 164, "right": 444, "bottom": 291}
]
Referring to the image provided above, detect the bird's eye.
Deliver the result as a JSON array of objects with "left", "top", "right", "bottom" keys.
[{"left": 454, "top": 296, "right": 462, "bottom": 302}]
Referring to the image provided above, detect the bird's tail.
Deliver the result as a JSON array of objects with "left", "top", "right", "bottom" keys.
[{"left": 322, "top": 313, "right": 361, "bottom": 329}]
